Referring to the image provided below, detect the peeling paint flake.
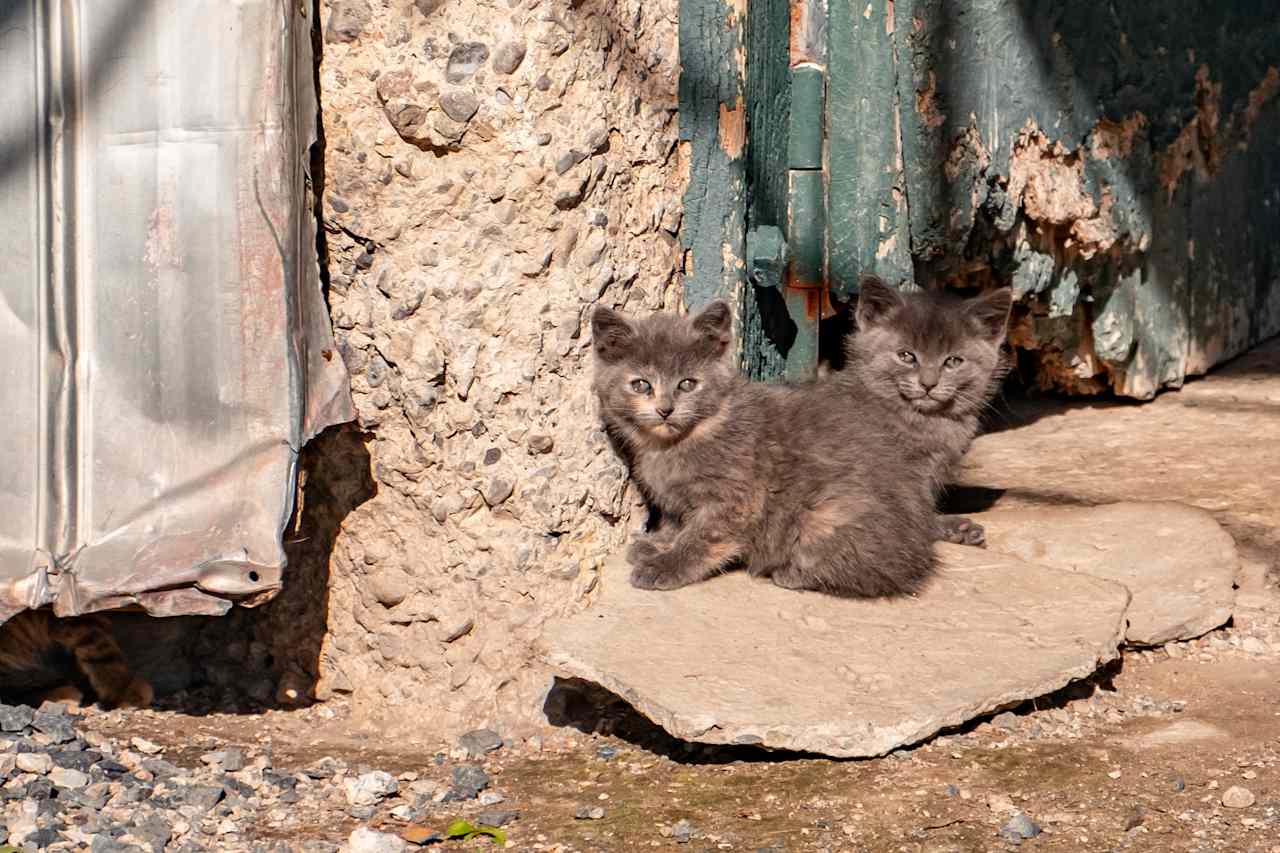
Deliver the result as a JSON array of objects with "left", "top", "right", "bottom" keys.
[
  {"left": 1244, "top": 66, "right": 1280, "bottom": 139},
  {"left": 721, "top": 241, "right": 744, "bottom": 273},
  {"left": 725, "top": 0, "right": 747, "bottom": 29},
  {"left": 914, "top": 70, "right": 946, "bottom": 128},
  {"left": 1157, "top": 64, "right": 1222, "bottom": 200},
  {"left": 943, "top": 120, "right": 990, "bottom": 183},
  {"left": 718, "top": 97, "right": 746, "bottom": 159},
  {"left": 1089, "top": 113, "right": 1148, "bottom": 160},
  {"left": 1008, "top": 121, "right": 1096, "bottom": 226},
  {"left": 876, "top": 233, "right": 897, "bottom": 259}
]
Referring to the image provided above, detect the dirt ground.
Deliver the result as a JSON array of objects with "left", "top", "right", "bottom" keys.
[{"left": 78, "top": 338, "right": 1280, "bottom": 852}]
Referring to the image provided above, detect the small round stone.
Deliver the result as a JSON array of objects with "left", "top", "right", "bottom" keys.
[
  {"left": 492, "top": 41, "right": 527, "bottom": 75},
  {"left": 446, "top": 42, "right": 489, "bottom": 83},
  {"left": 439, "top": 90, "right": 480, "bottom": 123},
  {"left": 999, "top": 812, "right": 1042, "bottom": 841},
  {"left": 1222, "top": 785, "right": 1256, "bottom": 808}
]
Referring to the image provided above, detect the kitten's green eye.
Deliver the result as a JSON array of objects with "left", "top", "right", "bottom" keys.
[
  {"left": 677, "top": 378, "right": 698, "bottom": 392},
  {"left": 897, "top": 350, "right": 917, "bottom": 365},
  {"left": 944, "top": 355, "right": 965, "bottom": 369},
  {"left": 630, "top": 379, "right": 652, "bottom": 394}
]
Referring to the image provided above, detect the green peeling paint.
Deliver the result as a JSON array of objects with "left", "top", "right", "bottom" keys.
[
  {"left": 678, "top": 0, "right": 747, "bottom": 318},
  {"left": 827, "top": 0, "right": 912, "bottom": 297},
  {"left": 686, "top": 0, "right": 1280, "bottom": 396}
]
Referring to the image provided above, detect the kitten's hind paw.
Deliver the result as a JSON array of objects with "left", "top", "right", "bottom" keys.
[{"left": 939, "top": 515, "right": 986, "bottom": 547}]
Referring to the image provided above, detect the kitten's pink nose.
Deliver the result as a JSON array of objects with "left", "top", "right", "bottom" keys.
[{"left": 656, "top": 402, "right": 674, "bottom": 419}]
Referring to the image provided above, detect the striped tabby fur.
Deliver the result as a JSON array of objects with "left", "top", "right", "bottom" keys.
[{"left": 0, "top": 610, "right": 153, "bottom": 709}]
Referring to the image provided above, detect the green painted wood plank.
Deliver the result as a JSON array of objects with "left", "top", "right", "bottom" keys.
[
  {"left": 679, "top": 0, "right": 747, "bottom": 322},
  {"left": 742, "top": 0, "right": 791, "bottom": 380},
  {"left": 1244, "top": 105, "right": 1280, "bottom": 348},
  {"left": 1119, "top": 188, "right": 1190, "bottom": 400},
  {"left": 827, "top": 0, "right": 912, "bottom": 297},
  {"left": 890, "top": 0, "right": 946, "bottom": 265}
]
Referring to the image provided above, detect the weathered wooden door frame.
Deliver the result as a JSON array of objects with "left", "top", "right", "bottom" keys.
[
  {"left": 678, "top": 0, "right": 1280, "bottom": 395},
  {"left": 679, "top": 0, "right": 889, "bottom": 382}
]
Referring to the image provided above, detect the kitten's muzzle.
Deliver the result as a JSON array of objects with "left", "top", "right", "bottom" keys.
[{"left": 900, "top": 382, "right": 950, "bottom": 411}]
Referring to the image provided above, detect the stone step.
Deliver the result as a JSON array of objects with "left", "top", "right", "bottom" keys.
[
  {"left": 538, "top": 543, "right": 1129, "bottom": 758},
  {"left": 973, "top": 501, "right": 1237, "bottom": 646}
]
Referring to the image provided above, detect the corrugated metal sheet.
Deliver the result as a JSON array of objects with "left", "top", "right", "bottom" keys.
[{"left": 0, "top": 1, "right": 352, "bottom": 622}]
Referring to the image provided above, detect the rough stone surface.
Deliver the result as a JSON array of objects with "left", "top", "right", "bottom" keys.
[
  {"left": 344, "top": 770, "right": 398, "bottom": 806},
  {"left": 49, "top": 767, "right": 89, "bottom": 789},
  {"left": 348, "top": 827, "right": 407, "bottom": 853},
  {"left": 445, "top": 42, "right": 490, "bottom": 83},
  {"left": 492, "top": 41, "right": 527, "bottom": 75},
  {"left": 438, "top": 90, "right": 480, "bottom": 123},
  {"left": 446, "top": 764, "right": 491, "bottom": 800},
  {"left": 458, "top": 728, "right": 503, "bottom": 758},
  {"left": 1000, "top": 812, "right": 1043, "bottom": 841},
  {"left": 975, "top": 501, "right": 1237, "bottom": 645},
  {"left": 956, "top": 338, "right": 1280, "bottom": 578},
  {"left": 1221, "top": 785, "right": 1256, "bottom": 809},
  {"left": 233, "top": 0, "right": 682, "bottom": 738},
  {"left": 325, "top": 0, "right": 372, "bottom": 43},
  {"left": 539, "top": 545, "right": 1130, "bottom": 757},
  {"left": 0, "top": 703, "right": 34, "bottom": 731}
]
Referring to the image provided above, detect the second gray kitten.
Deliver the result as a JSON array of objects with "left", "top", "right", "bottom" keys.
[
  {"left": 591, "top": 282, "right": 1010, "bottom": 597},
  {"left": 833, "top": 276, "right": 1013, "bottom": 547}
]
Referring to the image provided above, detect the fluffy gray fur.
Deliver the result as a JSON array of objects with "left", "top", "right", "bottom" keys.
[
  {"left": 590, "top": 278, "right": 1011, "bottom": 597},
  {"left": 836, "top": 276, "right": 1013, "bottom": 547}
]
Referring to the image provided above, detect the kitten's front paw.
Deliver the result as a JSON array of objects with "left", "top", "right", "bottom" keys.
[
  {"left": 629, "top": 560, "right": 692, "bottom": 591},
  {"left": 626, "top": 539, "right": 662, "bottom": 566},
  {"left": 939, "top": 515, "right": 986, "bottom": 547},
  {"left": 41, "top": 686, "right": 84, "bottom": 710}
]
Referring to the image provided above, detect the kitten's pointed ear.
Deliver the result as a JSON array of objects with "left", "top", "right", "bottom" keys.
[
  {"left": 691, "top": 300, "right": 733, "bottom": 355},
  {"left": 855, "top": 275, "right": 903, "bottom": 329},
  {"left": 967, "top": 287, "right": 1013, "bottom": 342},
  {"left": 591, "top": 305, "right": 637, "bottom": 363}
]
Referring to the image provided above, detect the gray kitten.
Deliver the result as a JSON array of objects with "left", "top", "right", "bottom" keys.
[
  {"left": 590, "top": 281, "right": 1010, "bottom": 596},
  {"left": 835, "top": 276, "right": 1013, "bottom": 547}
]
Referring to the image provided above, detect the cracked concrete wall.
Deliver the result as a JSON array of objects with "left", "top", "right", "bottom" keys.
[{"left": 290, "top": 0, "right": 682, "bottom": 736}]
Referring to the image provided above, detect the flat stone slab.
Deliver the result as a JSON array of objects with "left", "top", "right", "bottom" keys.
[
  {"left": 538, "top": 544, "right": 1128, "bottom": 758},
  {"left": 974, "top": 501, "right": 1237, "bottom": 646}
]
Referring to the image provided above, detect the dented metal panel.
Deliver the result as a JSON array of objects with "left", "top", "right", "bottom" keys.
[{"left": 0, "top": 1, "right": 352, "bottom": 622}]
